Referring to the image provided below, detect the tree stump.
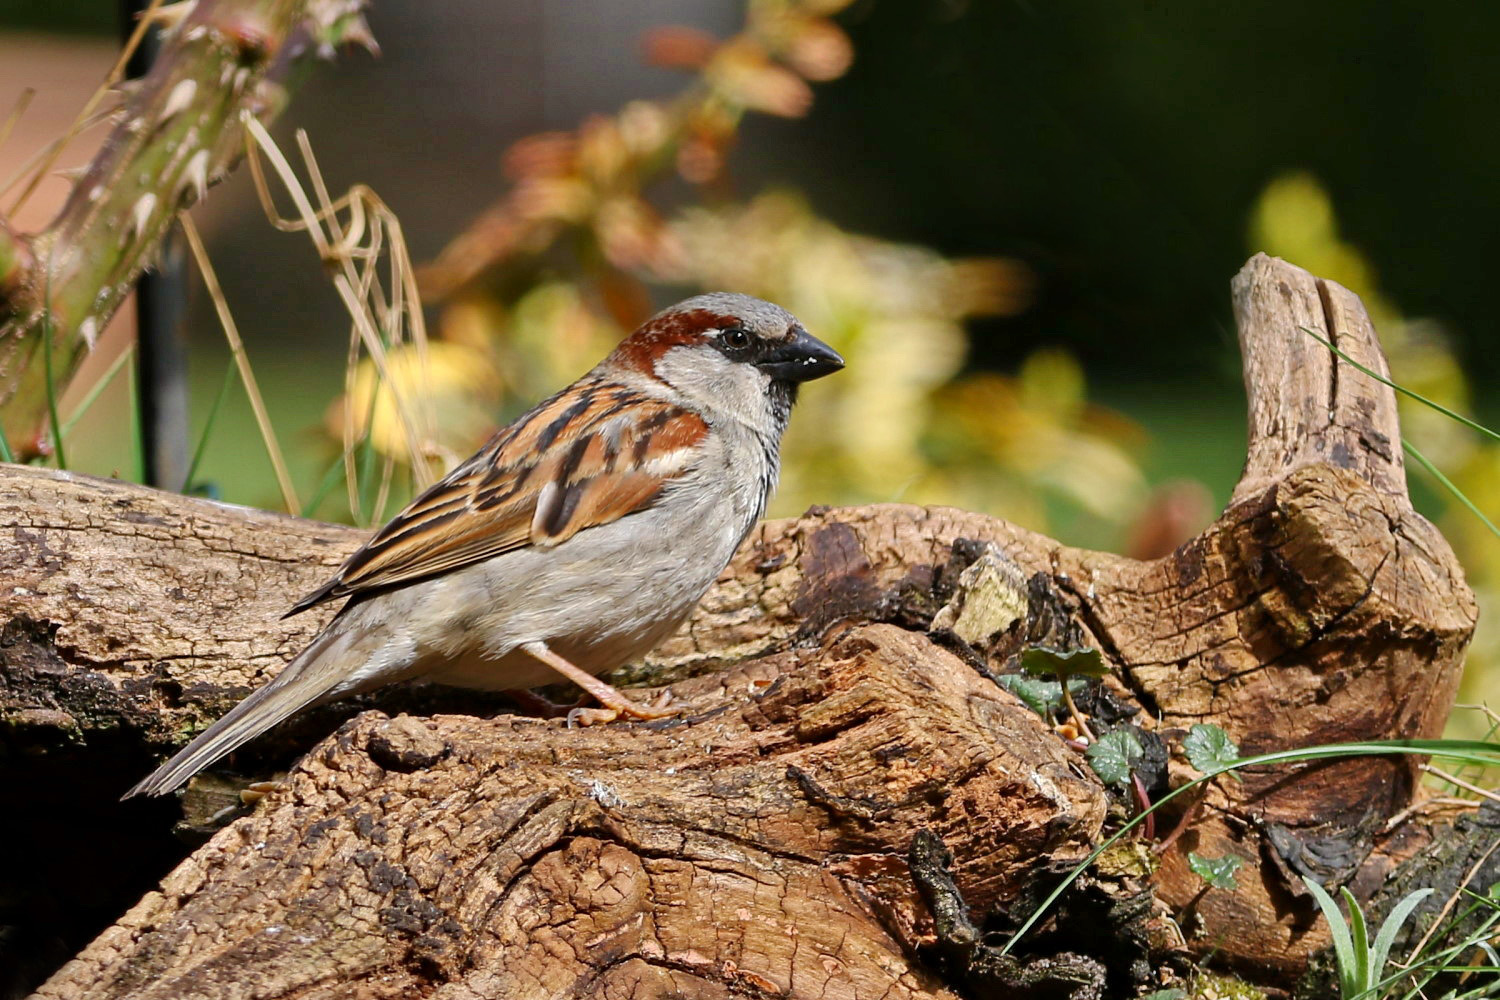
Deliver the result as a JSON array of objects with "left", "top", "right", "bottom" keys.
[{"left": 1, "top": 255, "right": 1478, "bottom": 998}]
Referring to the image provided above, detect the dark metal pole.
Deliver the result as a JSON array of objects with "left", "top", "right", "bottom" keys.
[{"left": 122, "top": 0, "right": 191, "bottom": 489}]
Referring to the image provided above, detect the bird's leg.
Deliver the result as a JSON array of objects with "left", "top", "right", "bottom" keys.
[{"left": 519, "top": 641, "right": 678, "bottom": 725}]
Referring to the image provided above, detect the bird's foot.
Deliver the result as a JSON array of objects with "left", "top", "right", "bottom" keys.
[
  {"left": 566, "top": 706, "right": 619, "bottom": 727},
  {"left": 565, "top": 689, "right": 676, "bottom": 728},
  {"left": 521, "top": 640, "right": 680, "bottom": 727},
  {"left": 238, "top": 779, "right": 284, "bottom": 807}
]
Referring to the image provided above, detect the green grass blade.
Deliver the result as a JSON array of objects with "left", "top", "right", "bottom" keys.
[
  {"left": 40, "top": 304, "right": 66, "bottom": 470},
  {"left": 0, "top": 409, "right": 15, "bottom": 463},
  {"left": 1394, "top": 915, "right": 1500, "bottom": 1000},
  {"left": 61, "top": 343, "right": 134, "bottom": 436},
  {"left": 1447, "top": 980, "right": 1500, "bottom": 1000},
  {"left": 303, "top": 451, "right": 349, "bottom": 519},
  {"left": 1000, "top": 738, "right": 1500, "bottom": 956},
  {"left": 1340, "top": 885, "right": 1371, "bottom": 994},
  {"left": 127, "top": 354, "right": 143, "bottom": 482},
  {"left": 1451, "top": 706, "right": 1500, "bottom": 786},
  {"left": 1457, "top": 886, "right": 1500, "bottom": 910},
  {"left": 355, "top": 422, "right": 378, "bottom": 526},
  {"left": 1370, "top": 887, "right": 1435, "bottom": 989},
  {"left": 1403, "top": 439, "right": 1500, "bottom": 541},
  {"left": 1301, "top": 323, "right": 1500, "bottom": 546},
  {"left": 1300, "top": 326, "right": 1500, "bottom": 445},
  {"left": 1304, "top": 877, "right": 1360, "bottom": 998},
  {"left": 181, "top": 359, "right": 237, "bottom": 492}
]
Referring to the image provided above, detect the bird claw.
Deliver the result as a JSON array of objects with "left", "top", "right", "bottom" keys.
[
  {"left": 565, "top": 690, "right": 678, "bottom": 728},
  {"left": 239, "top": 779, "right": 284, "bottom": 806},
  {"left": 566, "top": 706, "right": 621, "bottom": 728},
  {"left": 622, "top": 689, "right": 679, "bottom": 720}
]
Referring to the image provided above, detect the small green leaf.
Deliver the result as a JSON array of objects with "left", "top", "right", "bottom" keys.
[
  {"left": 1183, "top": 723, "right": 1241, "bottom": 774},
  {"left": 997, "top": 674, "right": 1086, "bottom": 717},
  {"left": 1140, "top": 991, "right": 1187, "bottom": 1000},
  {"left": 1020, "top": 644, "right": 1108, "bottom": 679},
  {"left": 1188, "top": 852, "right": 1245, "bottom": 891},
  {"left": 1086, "top": 728, "right": 1143, "bottom": 788},
  {"left": 998, "top": 674, "right": 1059, "bottom": 716}
]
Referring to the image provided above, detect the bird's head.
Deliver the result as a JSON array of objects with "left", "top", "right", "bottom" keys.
[{"left": 609, "top": 292, "right": 843, "bottom": 430}]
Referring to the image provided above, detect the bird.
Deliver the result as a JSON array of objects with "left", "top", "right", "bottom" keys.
[{"left": 124, "top": 293, "right": 843, "bottom": 798}]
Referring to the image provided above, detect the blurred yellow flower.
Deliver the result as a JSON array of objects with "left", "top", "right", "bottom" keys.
[{"left": 327, "top": 341, "right": 502, "bottom": 472}]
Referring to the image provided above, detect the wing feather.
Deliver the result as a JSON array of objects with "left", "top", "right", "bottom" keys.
[{"left": 286, "top": 381, "right": 708, "bottom": 616}]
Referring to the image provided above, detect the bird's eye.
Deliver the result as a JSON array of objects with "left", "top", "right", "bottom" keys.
[{"left": 721, "top": 327, "right": 751, "bottom": 350}]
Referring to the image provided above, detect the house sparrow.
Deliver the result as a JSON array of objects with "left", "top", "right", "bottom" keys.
[{"left": 125, "top": 293, "right": 842, "bottom": 798}]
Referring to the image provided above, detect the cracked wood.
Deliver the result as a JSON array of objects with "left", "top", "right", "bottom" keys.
[
  {"left": 33, "top": 627, "right": 1102, "bottom": 1000},
  {"left": 3, "top": 254, "right": 1479, "bottom": 994}
]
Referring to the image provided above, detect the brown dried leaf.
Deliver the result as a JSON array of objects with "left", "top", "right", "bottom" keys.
[
  {"left": 784, "top": 19, "right": 854, "bottom": 82},
  {"left": 710, "top": 42, "right": 814, "bottom": 118},
  {"left": 641, "top": 25, "right": 720, "bottom": 71},
  {"left": 502, "top": 132, "right": 577, "bottom": 180}
]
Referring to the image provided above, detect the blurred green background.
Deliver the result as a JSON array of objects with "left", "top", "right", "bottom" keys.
[{"left": 0, "top": 0, "right": 1495, "bottom": 723}]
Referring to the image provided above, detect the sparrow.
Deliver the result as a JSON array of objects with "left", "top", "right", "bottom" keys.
[{"left": 125, "top": 293, "right": 842, "bottom": 798}]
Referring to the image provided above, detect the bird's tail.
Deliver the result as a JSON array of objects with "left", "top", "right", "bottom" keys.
[{"left": 122, "top": 628, "right": 361, "bottom": 799}]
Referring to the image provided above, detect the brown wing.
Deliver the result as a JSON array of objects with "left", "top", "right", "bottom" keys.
[{"left": 286, "top": 379, "right": 708, "bottom": 616}]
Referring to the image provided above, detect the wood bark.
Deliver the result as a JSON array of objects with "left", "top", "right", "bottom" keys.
[{"left": 0, "top": 254, "right": 1480, "bottom": 998}]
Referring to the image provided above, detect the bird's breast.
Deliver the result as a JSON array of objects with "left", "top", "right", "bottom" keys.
[{"left": 410, "top": 471, "right": 759, "bottom": 688}]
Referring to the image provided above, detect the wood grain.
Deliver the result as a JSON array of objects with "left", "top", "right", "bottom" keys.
[{"left": 4, "top": 255, "right": 1479, "bottom": 995}]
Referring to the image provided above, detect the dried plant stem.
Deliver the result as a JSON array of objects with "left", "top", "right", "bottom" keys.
[
  {"left": 0, "top": 0, "right": 376, "bottom": 457},
  {"left": 371, "top": 452, "right": 395, "bottom": 524},
  {"left": 245, "top": 120, "right": 433, "bottom": 476},
  {"left": 1420, "top": 763, "right": 1500, "bottom": 804},
  {"left": 242, "top": 117, "right": 437, "bottom": 510},
  {"left": 0, "top": 106, "right": 119, "bottom": 202},
  {"left": 1060, "top": 678, "right": 1096, "bottom": 742},
  {"left": 1402, "top": 837, "right": 1500, "bottom": 967},
  {"left": 178, "top": 212, "right": 299, "bottom": 513},
  {"left": 5, "top": 0, "right": 165, "bottom": 217},
  {"left": 1454, "top": 702, "right": 1500, "bottom": 727},
  {"left": 0, "top": 88, "right": 35, "bottom": 160},
  {"left": 295, "top": 129, "right": 403, "bottom": 521},
  {"left": 1381, "top": 795, "right": 1478, "bottom": 834}
]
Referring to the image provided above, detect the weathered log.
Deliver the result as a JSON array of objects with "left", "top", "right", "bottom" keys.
[
  {"left": 1, "top": 254, "right": 1481, "bottom": 997},
  {"left": 32, "top": 627, "right": 1112, "bottom": 1000}
]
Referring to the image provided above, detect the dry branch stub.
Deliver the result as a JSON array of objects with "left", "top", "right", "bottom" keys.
[{"left": 1, "top": 254, "right": 1479, "bottom": 997}]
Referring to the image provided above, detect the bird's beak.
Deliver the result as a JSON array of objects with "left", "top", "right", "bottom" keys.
[{"left": 756, "top": 326, "right": 845, "bottom": 382}]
